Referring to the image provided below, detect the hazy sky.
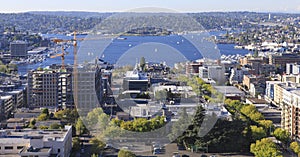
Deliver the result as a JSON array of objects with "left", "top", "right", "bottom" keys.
[{"left": 1, "top": 0, "right": 300, "bottom": 13}]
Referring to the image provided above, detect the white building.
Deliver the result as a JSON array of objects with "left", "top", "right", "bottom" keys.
[
  {"left": 229, "top": 67, "right": 249, "bottom": 84},
  {"left": 199, "top": 65, "right": 225, "bottom": 85},
  {"left": 286, "top": 63, "right": 300, "bottom": 75},
  {"left": 0, "top": 126, "right": 72, "bottom": 157}
]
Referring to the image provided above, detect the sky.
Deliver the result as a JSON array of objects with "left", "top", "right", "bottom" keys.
[{"left": 1, "top": 0, "right": 300, "bottom": 13}]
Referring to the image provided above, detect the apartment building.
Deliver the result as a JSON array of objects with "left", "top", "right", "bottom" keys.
[{"left": 27, "top": 70, "right": 59, "bottom": 108}]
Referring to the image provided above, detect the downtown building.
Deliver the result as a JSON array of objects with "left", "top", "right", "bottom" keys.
[
  {"left": 0, "top": 125, "right": 72, "bottom": 157},
  {"left": 74, "top": 62, "right": 104, "bottom": 114},
  {"left": 27, "top": 68, "right": 74, "bottom": 109}
]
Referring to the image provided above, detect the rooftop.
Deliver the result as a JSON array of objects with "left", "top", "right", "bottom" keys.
[
  {"left": 214, "top": 86, "right": 244, "bottom": 95},
  {"left": 0, "top": 126, "right": 71, "bottom": 142}
]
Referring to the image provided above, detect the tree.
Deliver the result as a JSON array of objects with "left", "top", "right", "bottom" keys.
[
  {"left": 49, "top": 123, "right": 61, "bottom": 129},
  {"left": 39, "top": 125, "right": 48, "bottom": 130},
  {"left": 139, "top": 56, "right": 146, "bottom": 71},
  {"left": 72, "top": 137, "right": 81, "bottom": 151},
  {"left": 250, "top": 138, "right": 283, "bottom": 157},
  {"left": 240, "top": 105, "right": 264, "bottom": 122},
  {"left": 290, "top": 141, "right": 300, "bottom": 157},
  {"left": 258, "top": 120, "right": 274, "bottom": 135},
  {"left": 273, "top": 128, "right": 290, "bottom": 146},
  {"left": 169, "top": 108, "right": 190, "bottom": 142},
  {"left": 89, "top": 138, "right": 105, "bottom": 155},
  {"left": 250, "top": 125, "right": 267, "bottom": 141},
  {"left": 37, "top": 113, "right": 48, "bottom": 121},
  {"left": 76, "top": 118, "right": 86, "bottom": 136},
  {"left": 118, "top": 149, "right": 136, "bottom": 157},
  {"left": 155, "top": 90, "right": 167, "bottom": 102},
  {"left": 29, "top": 118, "right": 36, "bottom": 129}
]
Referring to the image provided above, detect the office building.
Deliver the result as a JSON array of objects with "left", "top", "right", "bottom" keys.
[
  {"left": 0, "top": 126, "right": 72, "bottom": 157},
  {"left": 74, "top": 63, "right": 103, "bottom": 113}
]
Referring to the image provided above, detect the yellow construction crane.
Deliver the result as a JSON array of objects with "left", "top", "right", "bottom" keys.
[{"left": 50, "top": 46, "right": 67, "bottom": 70}]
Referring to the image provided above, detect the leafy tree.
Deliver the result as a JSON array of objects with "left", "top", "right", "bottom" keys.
[
  {"left": 91, "top": 154, "right": 98, "bottom": 157},
  {"left": 54, "top": 109, "right": 79, "bottom": 124},
  {"left": 240, "top": 105, "right": 264, "bottom": 122},
  {"left": 39, "top": 125, "right": 48, "bottom": 130},
  {"left": 76, "top": 118, "right": 86, "bottom": 136},
  {"left": 273, "top": 128, "right": 290, "bottom": 146},
  {"left": 155, "top": 90, "right": 168, "bottom": 101},
  {"left": 37, "top": 113, "right": 48, "bottom": 121},
  {"left": 41, "top": 108, "right": 49, "bottom": 116},
  {"left": 290, "top": 141, "right": 300, "bottom": 157},
  {"left": 85, "top": 108, "right": 105, "bottom": 128},
  {"left": 250, "top": 125, "right": 267, "bottom": 141},
  {"left": 29, "top": 118, "right": 36, "bottom": 129},
  {"left": 72, "top": 137, "right": 81, "bottom": 151},
  {"left": 250, "top": 138, "right": 283, "bottom": 157},
  {"left": 49, "top": 123, "right": 61, "bottom": 129},
  {"left": 118, "top": 149, "right": 136, "bottom": 157},
  {"left": 89, "top": 138, "right": 105, "bottom": 155},
  {"left": 169, "top": 108, "right": 190, "bottom": 142},
  {"left": 139, "top": 56, "right": 146, "bottom": 71},
  {"left": 258, "top": 120, "right": 274, "bottom": 135}
]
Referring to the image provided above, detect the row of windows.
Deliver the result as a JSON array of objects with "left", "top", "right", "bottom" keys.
[{"left": 0, "top": 146, "right": 24, "bottom": 150}]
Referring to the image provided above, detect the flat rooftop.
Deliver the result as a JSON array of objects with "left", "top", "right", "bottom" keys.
[
  {"left": 214, "top": 86, "right": 244, "bottom": 95},
  {"left": 0, "top": 126, "right": 71, "bottom": 142},
  {"left": 246, "top": 98, "right": 268, "bottom": 104}
]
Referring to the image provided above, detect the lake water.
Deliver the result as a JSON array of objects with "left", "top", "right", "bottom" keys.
[{"left": 18, "top": 33, "right": 250, "bottom": 74}]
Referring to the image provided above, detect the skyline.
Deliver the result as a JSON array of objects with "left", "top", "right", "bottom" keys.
[{"left": 1, "top": 0, "right": 300, "bottom": 13}]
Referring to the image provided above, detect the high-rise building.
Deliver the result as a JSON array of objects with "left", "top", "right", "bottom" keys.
[
  {"left": 74, "top": 63, "right": 103, "bottom": 114},
  {"left": 27, "top": 70, "right": 59, "bottom": 108},
  {"left": 10, "top": 41, "right": 27, "bottom": 57}
]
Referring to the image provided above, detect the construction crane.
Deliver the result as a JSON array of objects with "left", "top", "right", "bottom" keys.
[
  {"left": 50, "top": 31, "right": 79, "bottom": 109},
  {"left": 50, "top": 46, "right": 68, "bottom": 70}
]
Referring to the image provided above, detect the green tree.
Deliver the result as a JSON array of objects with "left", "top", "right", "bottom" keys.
[
  {"left": 89, "top": 138, "right": 105, "bottom": 155},
  {"left": 169, "top": 108, "right": 190, "bottom": 142},
  {"left": 250, "top": 138, "right": 283, "bottom": 157},
  {"left": 41, "top": 108, "right": 49, "bottom": 116},
  {"left": 39, "top": 125, "right": 48, "bottom": 130},
  {"left": 155, "top": 90, "right": 167, "bottom": 102},
  {"left": 240, "top": 105, "right": 264, "bottom": 122},
  {"left": 273, "top": 128, "right": 290, "bottom": 146},
  {"left": 49, "top": 123, "right": 61, "bottom": 129},
  {"left": 118, "top": 149, "right": 136, "bottom": 157},
  {"left": 250, "top": 125, "right": 267, "bottom": 141},
  {"left": 258, "top": 120, "right": 274, "bottom": 135},
  {"left": 91, "top": 154, "right": 98, "bottom": 157},
  {"left": 37, "top": 113, "right": 48, "bottom": 121},
  {"left": 76, "top": 118, "right": 86, "bottom": 136},
  {"left": 72, "top": 137, "right": 81, "bottom": 151},
  {"left": 139, "top": 56, "right": 146, "bottom": 71},
  {"left": 29, "top": 118, "right": 36, "bottom": 129},
  {"left": 290, "top": 141, "right": 300, "bottom": 157}
]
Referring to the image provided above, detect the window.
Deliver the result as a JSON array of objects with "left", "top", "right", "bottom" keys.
[
  {"left": 17, "top": 146, "right": 24, "bottom": 149},
  {"left": 5, "top": 146, "right": 13, "bottom": 150},
  {"left": 58, "top": 148, "right": 60, "bottom": 153}
]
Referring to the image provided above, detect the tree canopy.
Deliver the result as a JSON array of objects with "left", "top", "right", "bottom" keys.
[{"left": 250, "top": 138, "right": 283, "bottom": 157}]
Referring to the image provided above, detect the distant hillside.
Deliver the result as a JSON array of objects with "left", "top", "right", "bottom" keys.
[{"left": 27, "top": 11, "right": 113, "bottom": 18}]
